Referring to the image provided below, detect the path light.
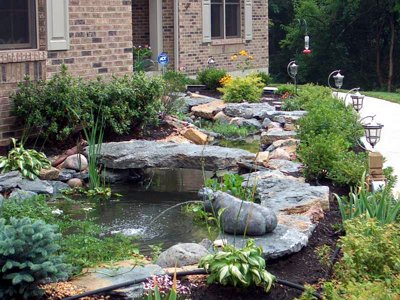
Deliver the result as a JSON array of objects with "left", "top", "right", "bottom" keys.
[
  {"left": 328, "top": 70, "right": 344, "bottom": 97},
  {"left": 207, "top": 56, "right": 216, "bottom": 67},
  {"left": 361, "top": 116, "right": 384, "bottom": 148},
  {"left": 287, "top": 60, "right": 298, "bottom": 93},
  {"left": 344, "top": 87, "right": 364, "bottom": 112}
]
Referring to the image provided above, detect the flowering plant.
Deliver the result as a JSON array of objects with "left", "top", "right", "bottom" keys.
[
  {"left": 231, "top": 49, "right": 254, "bottom": 72},
  {"left": 143, "top": 274, "right": 194, "bottom": 299},
  {"left": 219, "top": 74, "right": 233, "bottom": 86}
]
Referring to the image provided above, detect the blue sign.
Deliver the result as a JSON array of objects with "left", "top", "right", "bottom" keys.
[{"left": 157, "top": 52, "right": 169, "bottom": 66}]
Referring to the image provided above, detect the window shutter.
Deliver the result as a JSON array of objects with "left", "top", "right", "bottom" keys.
[
  {"left": 202, "top": 0, "right": 211, "bottom": 43},
  {"left": 47, "top": 0, "right": 70, "bottom": 50},
  {"left": 244, "top": 0, "right": 253, "bottom": 41}
]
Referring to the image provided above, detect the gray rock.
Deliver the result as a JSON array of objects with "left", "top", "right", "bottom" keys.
[
  {"left": 0, "top": 171, "right": 23, "bottom": 192},
  {"left": 241, "top": 118, "right": 262, "bottom": 129},
  {"left": 9, "top": 189, "right": 38, "bottom": 200},
  {"left": 156, "top": 243, "right": 209, "bottom": 268},
  {"left": 266, "top": 139, "right": 300, "bottom": 152},
  {"left": 50, "top": 181, "right": 70, "bottom": 194},
  {"left": 94, "top": 140, "right": 256, "bottom": 171},
  {"left": 199, "top": 238, "right": 214, "bottom": 251},
  {"left": 179, "top": 96, "right": 218, "bottom": 113},
  {"left": 243, "top": 171, "right": 330, "bottom": 212},
  {"left": 262, "top": 118, "right": 272, "bottom": 128},
  {"left": 261, "top": 130, "right": 297, "bottom": 146},
  {"left": 206, "top": 191, "right": 277, "bottom": 236},
  {"left": 18, "top": 179, "right": 54, "bottom": 195},
  {"left": 63, "top": 154, "right": 88, "bottom": 171},
  {"left": 274, "top": 116, "right": 286, "bottom": 125},
  {"left": 224, "top": 103, "right": 275, "bottom": 119},
  {"left": 220, "top": 223, "right": 314, "bottom": 259},
  {"left": 267, "top": 159, "right": 303, "bottom": 176},
  {"left": 58, "top": 169, "right": 76, "bottom": 181},
  {"left": 101, "top": 169, "right": 129, "bottom": 184},
  {"left": 266, "top": 111, "right": 307, "bottom": 123},
  {"left": 0, "top": 194, "right": 3, "bottom": 207}
]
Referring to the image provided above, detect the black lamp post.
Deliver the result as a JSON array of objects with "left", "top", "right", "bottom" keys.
[
  {"left": 287, "top": 60, "right": 298, "bottom": 93},
  {"left": 328, "top": 70, "right": 344, "bottom": 97},
  {"left": 362, "top": 116, "right": 384, "bottom": 148},
  {"left": 344, "top": 87, "right": 364, "bottom": 112}
]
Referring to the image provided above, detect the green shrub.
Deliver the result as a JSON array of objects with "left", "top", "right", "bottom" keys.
[
  {"left": 13, "top": 67, "right": 165, "bottom": 139},
  {"left": 321, "top": 218, "right": 400, "bottom": 300},
  {"left": 0, "top": 138, "right": 51, "bottom": 180},
  {"left": 219, "top": 75, "right": 264, "bottom": 103},
  {"left": 275, "top": 84, "right": 296, "bottom": 96},
  {"left": 202, "top": 121, "right": 258, "bottom": 138},
  {"left": 282, "top": 84, "right": 332, "bottom": 111},
  {"left": 163, "top": 70, "right": 197, "bottom": 92},
  {"left": 197, "top": 68, "right": 227, "bottom": 90},
  {"left": 12, "top": 65, "right": 88, "bottom": 140},
  {"left": 255, "top": 71, "right": 273, "bottom": 86},
  {"left": 199, "top": 239, "right": 275, "bottom": 291},
  {"left": 0, "top": 218, "right": 71, "bottom": 299}
]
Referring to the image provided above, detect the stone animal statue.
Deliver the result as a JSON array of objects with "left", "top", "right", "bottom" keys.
[{"left": 198, "top": 188, "right": 277, "bottom": 236}]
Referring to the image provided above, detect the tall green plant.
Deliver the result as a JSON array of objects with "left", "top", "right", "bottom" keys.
[{"left": 335, "top": 173, "right": 400, "bottom": 224}]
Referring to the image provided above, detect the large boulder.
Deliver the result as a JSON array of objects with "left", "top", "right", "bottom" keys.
[
  {"left": 156, "top": 243, "right": 209, "bottom": 268},
  {"left": 204, "top": 191, "right": 277, "bottom": 236},
  {"left": 94, "top": 140, "right": 256, "bottom": 171},
  {"left": 224, "top": 103, "right": 275, "bottom": 119},
  {"left": 18, "top": 179, "right": 54, "bottom": 195},
  {"left": 0, "top": 171, "right": 23, "bottom": 192},
  {"left": 191, "top": 100, "right": 226, "bottom": 119}
]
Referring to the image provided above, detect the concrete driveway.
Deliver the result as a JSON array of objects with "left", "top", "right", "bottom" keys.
[{"left": 338, "top": 92, "right": 400, "bottom": 196}]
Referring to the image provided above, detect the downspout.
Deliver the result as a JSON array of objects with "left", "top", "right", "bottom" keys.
[{"left": 174, "top": 0, "right": 179, "bottom": 71}]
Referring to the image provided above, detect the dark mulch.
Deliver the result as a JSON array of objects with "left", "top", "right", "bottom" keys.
[{"left": 184, "top": 185, "right": 344, "bottom": 300}]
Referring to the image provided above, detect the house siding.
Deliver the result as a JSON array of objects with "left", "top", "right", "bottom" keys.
[{"left": 0, "top": 0, "right": 133, "bottom": 146}]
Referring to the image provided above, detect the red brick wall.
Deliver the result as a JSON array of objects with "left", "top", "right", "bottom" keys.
[
  {"left": 0, "top": 0, "right": 134, "bottom": 145},
  {"left": 177, "top": 0, "right": 268, "bottom": 74},
  {"left": 132, "top": 0, "right": 150, "bottom": 47}
]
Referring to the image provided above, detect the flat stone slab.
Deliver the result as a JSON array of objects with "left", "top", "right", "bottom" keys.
[
  {"left": 223, "top": 103, "right": 275, "bottom": 119},
  {"left": 243, "top": 170, "right": 330, "bottom": 213},
  {"left": 95, "top": 140, "right": 256, "bottom": 171},
  {"left": 71, "top": 263, "right": 164, "bottom": 299},
  {"left": 191, "top": 100, "right": 226, "bottom": 119},
  {"left": 0, "top": 171, "right": 22, "bottom": 192},
  {"left": 180, "top": 96, "right": 218, "bottom": 113},
  {"left": 267, "top": 159, "right": 303, "bottom": 176},
  {"left": 266, "top": 111, "right": 307, "bottom": 123},
  {"left": 18, "top": 179, "right": 54, "bottom": 195},
  {"left": 221, "top": 223, "right": 314, "bottom": 259},
  {"left": 261, "top": 130, "right": 297, "bottom": 146}
]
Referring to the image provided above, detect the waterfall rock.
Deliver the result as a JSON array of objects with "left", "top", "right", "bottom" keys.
[
  {"left": 261, "top": 130, "right": 297, "bottom": 146},
  {"left": 156, "top": 243, "right": 210, "bottom": 268},
  {"left": 223, "top": 103, "right": 275, "bottom": 119},
  {"left": 266, "top": 110, "right": 307, "bottom": 123},
  {"left": 18, "top": 179, "right": 54, "bottom": 195},
  {"left": 9, "top": 189, "right": 38, "bottom": 200},
  {"left": 94, "top": 140, "right": 256, "bottom": 171}
]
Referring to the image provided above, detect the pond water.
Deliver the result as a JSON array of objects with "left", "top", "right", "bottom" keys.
[{"left": 85, "top": 169, "right": 217, "bottom": 254}]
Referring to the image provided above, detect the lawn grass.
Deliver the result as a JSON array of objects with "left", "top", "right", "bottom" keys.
[{"left": 362, "top": 91, "right": 400, "bottom": 104}]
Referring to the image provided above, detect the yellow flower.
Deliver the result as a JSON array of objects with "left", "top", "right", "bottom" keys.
[
  {"left": 220, "top": 75, "right": 233, "bottom": 86},
  {"left": 231, "top": 55, "right": 238, "bottom": 61},
  {"left": 239, "top": 50, "right": 248, "bottom": 56},
  {"left": 248, "top": 55, "right": 254, "bottom": 60}
]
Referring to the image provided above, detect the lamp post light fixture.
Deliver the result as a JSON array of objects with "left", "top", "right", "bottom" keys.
[
  {"left": 287, "top": 60, "right": 299, "bottom": 93},
  {"left": 328, "top": 70, "right": 344, "bottom": 97},
  {"left": 207, "top": 56, "right": 216, "bottom": 67},
  {"left": 361, "top": 115, "right": 384, "bottom": 149},
  {"left": 344, "top": 87, "right": 364, "bottom": 112}
]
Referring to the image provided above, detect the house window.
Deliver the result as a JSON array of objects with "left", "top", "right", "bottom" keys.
[
  {"left": 211, "top": 0, "right": 240, "bottom": 39},
  {"left": 0, "top": 0, "right": 37, "bottom": 50}
]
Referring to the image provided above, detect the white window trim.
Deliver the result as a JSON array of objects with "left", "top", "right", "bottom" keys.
[{"left": 211, "top": 0, "right": 241, "bottom": 40}]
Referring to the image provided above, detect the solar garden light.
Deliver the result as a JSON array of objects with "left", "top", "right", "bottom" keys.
[
  {"left": 328, "top": 70, "right": 344, "bottom": 97},
  {"left": 344, "top": 87, "right": 364, "bottom": 112},
  {"left": 361, "top": 115, "right": 384, "bottom": 149},
  {"left": 287, "top": 60, "right": 299, "bottom": 93}
]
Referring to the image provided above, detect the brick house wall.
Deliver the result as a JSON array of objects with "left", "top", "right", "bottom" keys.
[
  {"left": 177, "top": 0, "right": 268, "bottom": 74},
  {"left": 132, "top": 0, "right": 150, "bottom": 47},
  {"left": 0, "top": 0, "right": 133, "bottom": 146}
]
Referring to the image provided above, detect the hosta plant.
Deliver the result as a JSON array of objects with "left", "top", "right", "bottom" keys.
[
  {"left": 199, "top": 240, "right": 275, "bottom": 291},
  {"left": 0, "top": 138, "right": 51, "bottom": 180},
  {"left": 0, "top": 217, "right": 71, "bottom": 299}
]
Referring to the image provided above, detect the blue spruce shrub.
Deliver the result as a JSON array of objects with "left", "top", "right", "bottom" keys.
[{"left": 0, "top": 218, "right": 71, "bottom": 299}]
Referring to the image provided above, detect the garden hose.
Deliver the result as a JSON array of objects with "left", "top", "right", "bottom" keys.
[{"left": 63, "top": 268, "right": 324, "bottom": 300}]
